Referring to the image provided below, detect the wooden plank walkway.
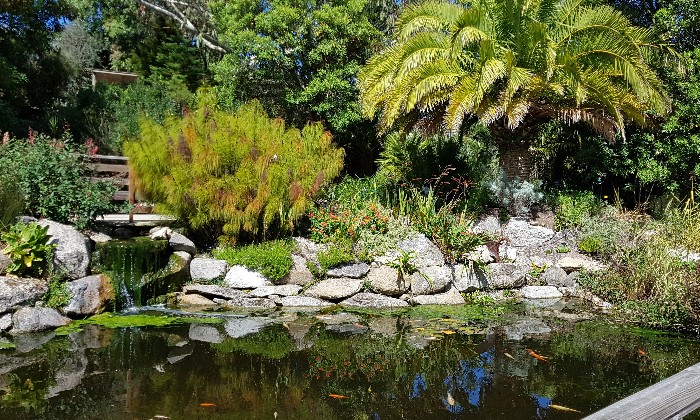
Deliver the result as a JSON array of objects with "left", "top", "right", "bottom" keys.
[
  {"left": 95, "top": 214, "right": 176, "bottom": 227},
  {"left": 585, "top": 362, "right": 700, "bottom": 419}
]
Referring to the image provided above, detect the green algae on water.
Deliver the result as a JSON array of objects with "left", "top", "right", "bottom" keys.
[{"left": 55, "top": 312, "right": 224, "bottom": 335}]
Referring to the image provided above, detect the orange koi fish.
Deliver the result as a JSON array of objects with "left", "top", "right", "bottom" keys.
[
  {"left": 526, "top": 349, "right": 549, "bottom": 362},
  {"left": 329, "top": 394, "right": 349, "bottom": 399},
  {"left": 199, "top": 403, "right": 217, "bottom": 407}
]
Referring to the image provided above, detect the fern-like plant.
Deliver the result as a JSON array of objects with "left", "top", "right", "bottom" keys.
[{"left": 124, "top": 94, "right": 345, "bottom": 244}]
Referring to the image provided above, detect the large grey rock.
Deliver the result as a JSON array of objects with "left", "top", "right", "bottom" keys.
[
  {"left": 0, "top": 277, "right": 47, "bottom": 313},
  {"left": 367, "top": 265, "right": 408, "bottom": 296},
  {"left": 0, "top": 254, "right": 10, "bottom": 275},
  {"left": 520, "top": 286, "right": 563, "bottom": 299},
  {"left": 190, "top": 257, "right": 228, "bottom": 281},
  {"left": 326, "top": 262, "right": 370, "bottom": 279},
  {"left": 505, "top": 219, "right": 554, "bottom": 248},
  {"left": 410, "top": 286, "right": 466, "bottom": 305},
  {"left": 304, "top": 278, "right": 363, "bottom": 301},
  {"left": 87, "top": 231, "right": 112, "bottom": 244},
  {"left": 169, "top": 232, "right": 197, "bottom": 254},
  {"left": 340, "top": 292, "right": 409, "bottom": 308},
  {"left": 249, "top": 285, "right": 301, "bottom": 298},
  {"left": 473, "top": 214, "right": 502, "bottom": 236},
  {"left": 0, "top": 313, "right": 12, "bottom": 332},
  {"left": 397, "top": 234, "right": 445, "bottom": 267},
  {"left": 178, "top": 293, "right": 216, "bottom": 306},
  {"left": 541, "top": 266, "right": 573, "bottom": 287},
  {"left": 557, "top": 256, "right": 605, "bottom": 273},
  {"left": 224, "top": 265, "right": 272, "bottom": 289},
  {"left": 284, "top": 254, "right": 315, "bottom": 286},
  {"left": 188, "top": 324, "right": 224, "bottom": 343},
  {"left": 38, "top": 220, "right": 90, "bottom": 279},
  {"left": 224, "top": 317, "right": 273, "bottom": 338},
  {"left": 63, "top": 274, "right": 114, "bottom": 316},
  {"left": 293, "top": 237, "right": 327, "bottom": 264},
  {"left": 453, "top": 264, "right": 487, "bottom": 292},
  {"left": 483, "top": 263, "right": 528, "bottom": 289},
  {"left": 12, "top": 307, "right": 71, "bottom": 332},
  {"left": 149, "top": 226, "right": 171, "bottom": 240},
  {"left": 224, "top": 296, "right": 277, "bottom": 309},
  {"left": 278, "top": 296, "right": 334, "bottom": 307},
  {"left": 465, "top": 245, "right": 496, "bottom": 264},
  {"left": 410, "top": 265, "right": 452, "bottom": 295},
  {"left": 183, "top": 283, "right": 244, "bottom": 300}
]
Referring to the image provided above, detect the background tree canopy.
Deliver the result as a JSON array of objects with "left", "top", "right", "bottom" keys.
[{"left": 2, "top": 0, "right": 700, "bottom": 202}]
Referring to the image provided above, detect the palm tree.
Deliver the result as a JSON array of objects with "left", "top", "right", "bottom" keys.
[{"left": 358, "top": 0, "right": 676, "bottom": 178}]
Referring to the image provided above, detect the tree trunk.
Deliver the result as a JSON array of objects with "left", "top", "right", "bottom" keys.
[{"left": 489, "top": 122, "right": 539, "bottom": 180}]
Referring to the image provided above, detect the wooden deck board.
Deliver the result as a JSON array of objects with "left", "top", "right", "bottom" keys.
[
  {"left": 95, "top": 214, "right": 177, "bottom": 227},
  {"left": 585, "top": 362, "right": 700, "bottom": 420}
]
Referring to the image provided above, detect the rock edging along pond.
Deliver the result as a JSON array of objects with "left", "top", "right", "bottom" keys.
[{"left": 0, "top": 215, "right": 611, "bottom": 335}]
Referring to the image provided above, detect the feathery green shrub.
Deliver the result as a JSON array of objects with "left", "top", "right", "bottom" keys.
[{"left": 124, "top": 94, "right": 344, "bottom": 244}]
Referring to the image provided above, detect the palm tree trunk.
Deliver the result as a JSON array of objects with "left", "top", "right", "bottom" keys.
[{"left": 489, "top": 122, "right": 538, "bottom": 180}]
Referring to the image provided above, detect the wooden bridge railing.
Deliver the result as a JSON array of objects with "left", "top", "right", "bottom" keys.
[
  {"left": 585, "top": 362, "right": 700, "bottom": 419},
  {"left": 84, "top": 154, "right": 136, "bottom": 221}
]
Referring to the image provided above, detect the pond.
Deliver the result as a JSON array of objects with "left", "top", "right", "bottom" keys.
[{"left": 0, "top": 301, "right": 699, "bottom": 419}]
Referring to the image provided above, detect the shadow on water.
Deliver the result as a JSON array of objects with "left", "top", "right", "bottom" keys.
[{"left": 0, "top": 304, "right": 699, "bottom": 419}]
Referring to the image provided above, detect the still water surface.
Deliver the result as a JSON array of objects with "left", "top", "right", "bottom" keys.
[{"left": 0, "top": 303, "right": 699, "bottom": 419}]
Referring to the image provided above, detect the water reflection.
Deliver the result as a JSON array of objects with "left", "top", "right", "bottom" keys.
[{"left": 0, "top": 306, "right": 699, "bottom": 420}]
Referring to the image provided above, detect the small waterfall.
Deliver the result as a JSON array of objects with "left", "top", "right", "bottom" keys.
[{"left": 93, "top": 238, "right": 170, "bottom": 310}]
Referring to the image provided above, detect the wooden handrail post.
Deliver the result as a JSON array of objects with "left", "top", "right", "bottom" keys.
[{"left": 128, "top": 160, "right": 135, "bottom": 224}]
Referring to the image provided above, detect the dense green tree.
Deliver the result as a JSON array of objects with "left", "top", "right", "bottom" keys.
[
  {"left": 359, "top": 0, "right": 675, "bottom": 178},
  {"left": 0, "top": 1, "right": 74, "bottom": 135},
  {"left": 210, "top": 0, "right": 383, "bottom": 174}
]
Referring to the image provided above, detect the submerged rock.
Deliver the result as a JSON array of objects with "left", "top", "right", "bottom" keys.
[
  {"left": 63, "top": 274, "right": 115, "bottom": 316},
  {"left": 340, "top": 293, "right": 409, "bottom": 308},
  {"left": 0, "top": 277, "right": 48, "bottom": 314},
  {"left": 503, "top": 318, "right": 551, "bottom": 341},
  {"left": 304, "top": 278, "right": 362, "bottom": 301},
  {"left": 12, "top": 307, "right": 71, "bottom": 333},
  {"left": 39, "top": 220, "right": 91, "bottom": 279},
  {"left": 189, "top": 257, "right": 228, "bottom": 281}
]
